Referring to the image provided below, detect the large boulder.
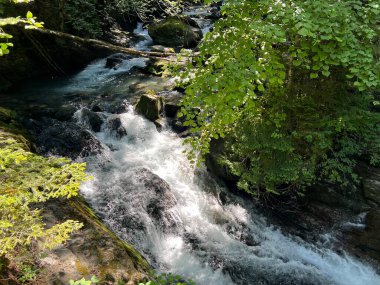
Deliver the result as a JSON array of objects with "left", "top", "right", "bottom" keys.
[
  {"left": 36, "top": 198, "right": 150, "bottom": 285},
  {"left": 135, "top": 93, "right": 163, "bottom": 121},
  {"left": 77, "top": 107, "right": 105, "bottom": 132},
  {"left": 90, "top": 167, "right": 178, "bottom": 235},
  {"left": 106, "top": 116, "right": 127, "bottom": 138},
  {"left": 148, "top": 16, "right": 203, "bottom": 48},
  {"left": 136, "top": 168, "right": 177, "bottom": 226},
  {"left": 24, "top": 117, "right": 103, "bottom": 159}
]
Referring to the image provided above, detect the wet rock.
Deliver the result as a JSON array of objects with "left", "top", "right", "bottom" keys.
[
  {"left": 148, "top": 16, "right": 203, "bottom": 48},
  {"left": 94, "top": 167, "right": 178, "bottom": 235},
  {"left": 183, "top": 232, "right": 204, "bottom": 251},
  {"left": 137, "top": 168, "right": 176, "bottom": 208},
  {"left": 160, "top": 91, "right": 183, "bottom": 118},
  {"left": 362, "top": 167, "right": 380, "bottom": 206},
  {"left": 79, "top": 108, "right": 105, "bottom": 132},
  {"left": 55, "top": 106, "right": 77, "bottom": 121},
  {"left": 137, "top": 168, "right": 177, "bottom": 229},
  {"left": 24, "top": 118, "right": 103, "bottom": 159},
  {"left": 107, "top": 116, "right": 127, "bottom": 138},
  {"left": 240, "top": 228, "right": 259, "bottom": 246},
  {"left": 91, "top": 105, "right": 102, "bottom": 112},
  {"left": 153, "top": 118, "right": 166, "bottom": 131},
  {"left": 26, "top": 106, "right": 61, "bottom": 121},
  {"left": 136, "top": 93, "right": 163, "bottom": 121},
  {"left": 348, "top": 210, "right": 380, "bottom": 267},
  {"left": 93, "top": 99, "right": 128, "bottom": 114},
  {"left": 208, "top": 6, "right": 222, "bottom": 20},
  {"left": 307, "top": 183, "right": 367, "bottom": 212},
  {"left": 105, "top": 27, "right": 132, "bottom": 47},
  {"left": 165, "top": 104, "right": 181, "bottom": 118},
  {"left": 105, "top": 53, "right": 130, "bottom": 69},
  {"left": 128, "top": 76, "right": 173, "bottom": 96}
]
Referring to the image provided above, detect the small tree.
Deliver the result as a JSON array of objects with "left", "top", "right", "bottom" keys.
[
  {"left": 0, "top": 131, "right": 87, "bottom": 256},
  {"left": 179, "top": 0, "right": 380, "bottom": 197}
]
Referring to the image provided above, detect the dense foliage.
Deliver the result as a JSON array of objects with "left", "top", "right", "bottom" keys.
[
  {"left": 106, "top": 0, "right": 182, "bottom": 22},
  {"left": 64, "top": 0, "right": 103, "bottom": 38},
  {"left": 0, "top": 132, "right": 87, "bottom": 255},
  {"left": 0, "top": 0, "right": 43, "bottom": 55},
  {"left": 179, "top": 0, "right": 380, "bottom": 197},
  {"left": 64, "top": 0, "right": 183, "bottom": 38}
]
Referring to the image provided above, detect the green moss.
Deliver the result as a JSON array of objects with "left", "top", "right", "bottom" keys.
[
  {"left": 148, "top": 16, "right": 202, "bottom": 48},
  {"left": 70, "top": 197, "right": 151, "bottom": 272},
  {"left": 0, "top": 107, "right": 31, "bottom": 146}
]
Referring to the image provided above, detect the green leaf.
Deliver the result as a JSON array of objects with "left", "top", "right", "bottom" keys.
[
  {"left": 298, "top": 27, "right": 309, "bottom": 37},
  {"left": 310, "top": 73, "right": 318, "bottom": 79},
  {"left": 322, "top": 70, "right": 330, "bottom": 77}
]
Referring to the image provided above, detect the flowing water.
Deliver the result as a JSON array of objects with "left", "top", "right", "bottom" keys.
[
  {"left": 77, "top": 105, "right": 380, "bottom": 285},
  {"left": 2, "top": 13, "right": 380, "bottom": 285}
]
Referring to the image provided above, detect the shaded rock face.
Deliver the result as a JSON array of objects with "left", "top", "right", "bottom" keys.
[
  {"left": 347, "top": 210, "right": 380, "bottom": 268},
  {"left": 135, "top": 93, "right": 163, "bottom": 121},
  {"left": 148, "top": 16, "right": 203, "bottom": 48},
  {"left": 160, "top": 90, "right": 182, "bottom": 118},
  {"left": 78, "top": 108, "right": 105, "bottom": 132},
  {"left": 307, "top": 183, "right": 368, "bottom": 212},
  {"left": 107, "top": 116, "right": 127, "bottom": 138},
  {"left": 26, "top": 105, "right": 77, "bottom": 122},
  {"left": 362, "top": 166, "right": 380, "bottom": 206},
  {"left": 24, "top": 117, "right": 103, "bottom": 159}
]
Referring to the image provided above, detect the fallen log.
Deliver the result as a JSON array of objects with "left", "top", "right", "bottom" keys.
[{"left": 34, "top": 28, "right": 176, "bottom": 59}]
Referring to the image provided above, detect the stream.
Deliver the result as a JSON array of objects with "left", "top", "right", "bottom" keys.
[{"left": 1, "top": 6, "right": 380, "bottom": 285}]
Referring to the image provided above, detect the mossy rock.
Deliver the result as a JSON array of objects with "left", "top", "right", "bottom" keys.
[
  {"left": 36, "top": 197, "right": 151, "bottom": 285},
  {"left": 0, "top": 106, "right": 17, "bottom": 124},
  {"left": 148, "top": 16, "right": 203, "bottom": 48},
  {"left": 136, "top": 93, "right": 163, "bottom": 121},
  {"left": 0, "top": 107, "right": 31, "bottom": 149}
]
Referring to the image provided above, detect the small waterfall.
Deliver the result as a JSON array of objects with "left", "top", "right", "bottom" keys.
[
  {"left": 132, "top": 23, "right": 153, "bottom": 51},
  {"left": 77, "top": 106, "right": 380, "bottom": 285},
  {"left": 3, "top": 8, "right": 379, "bottom": 285}
]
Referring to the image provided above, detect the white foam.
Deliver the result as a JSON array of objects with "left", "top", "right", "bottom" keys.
[{"left": 80, "top": 107, "right": 380, "bottom": 285}]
